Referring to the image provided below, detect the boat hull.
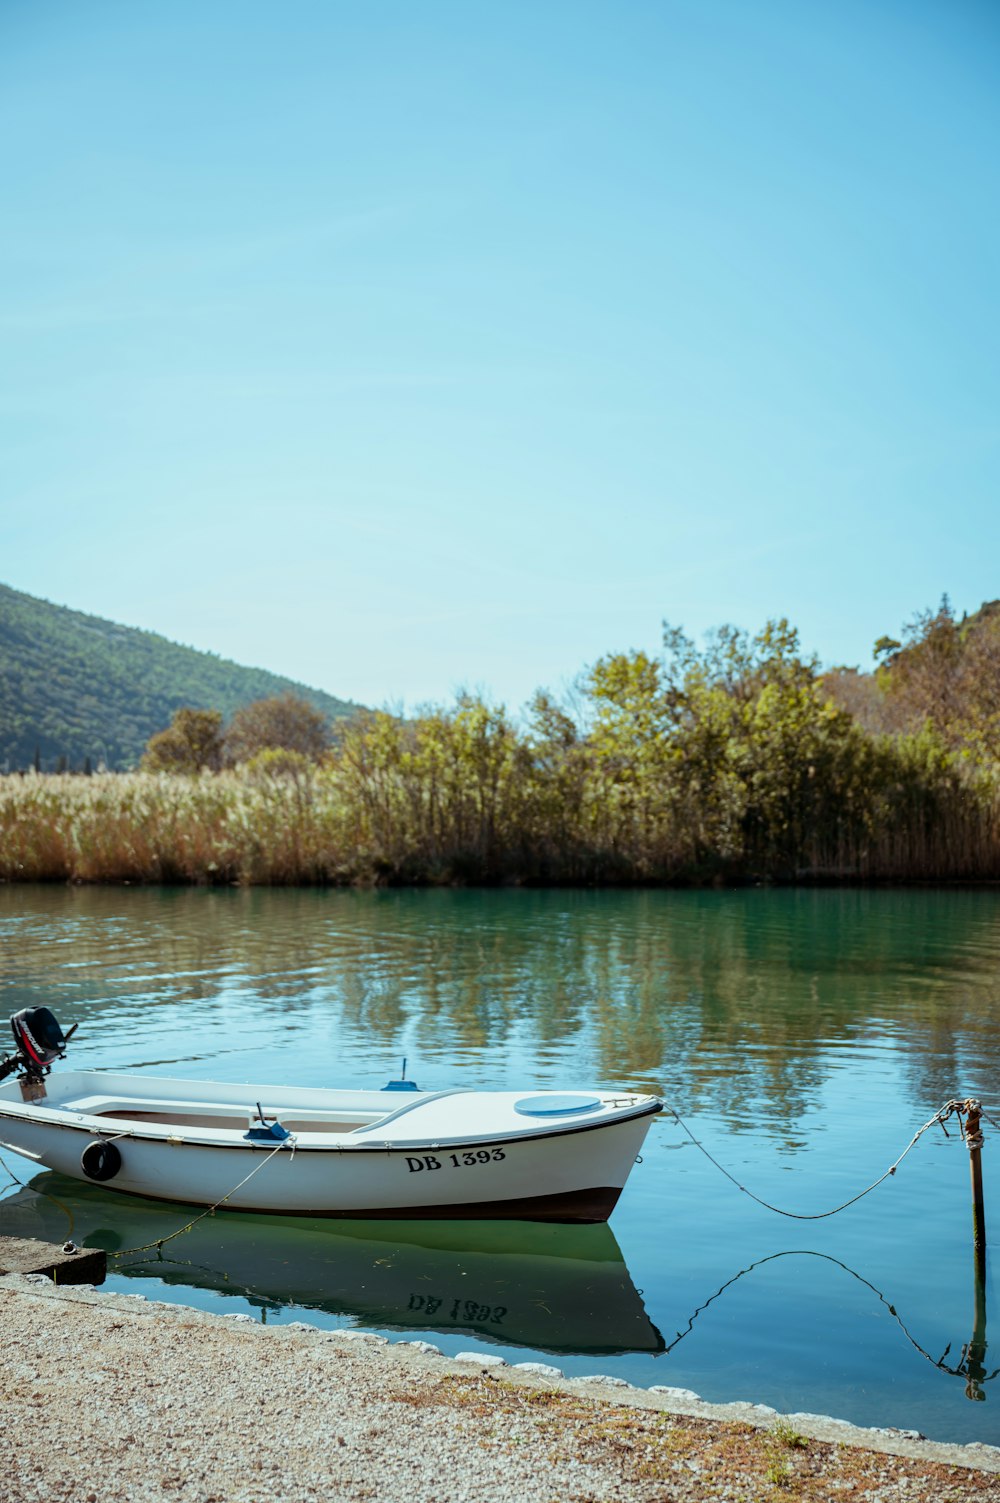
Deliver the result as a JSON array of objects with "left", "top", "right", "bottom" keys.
[{"left": 0, "top": 1074, "right": 660, "bottom": 1223}]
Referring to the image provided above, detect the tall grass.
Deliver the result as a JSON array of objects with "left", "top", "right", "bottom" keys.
[
  {"left": 0, "top": 772, "right": 346, "bottom": 885},
  {"left": 3, "top": 752, "right": 1000, "bottom": 886}
]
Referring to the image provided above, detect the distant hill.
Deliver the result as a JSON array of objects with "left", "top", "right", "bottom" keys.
[{"left": 0, "top": 582, "right": 363, "bottom": 771}]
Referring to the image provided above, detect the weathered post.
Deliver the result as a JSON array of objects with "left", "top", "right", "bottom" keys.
[
  {"left": 952, "top": 1099, "right": 989, "bottom": 1401},
  {"left": 964, "top": 1098, "right": 987, "bottom": 1275}
]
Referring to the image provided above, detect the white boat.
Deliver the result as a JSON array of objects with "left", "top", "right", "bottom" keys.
[{"left": 0, "top": 1008, "right": 661, "bottom": 1223}]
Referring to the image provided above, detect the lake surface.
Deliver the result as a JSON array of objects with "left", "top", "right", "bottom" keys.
[{"left": 2, "top": 884, "right": 999, "bottom": 1443}]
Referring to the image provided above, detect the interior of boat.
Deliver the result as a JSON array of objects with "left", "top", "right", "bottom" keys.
[{"left": 61, "top": 1095, "right": 388, "bottom": 1136}]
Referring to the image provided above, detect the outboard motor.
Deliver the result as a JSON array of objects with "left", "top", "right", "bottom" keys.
[{"left": 0, "top": 1007, "right": 76, "bottom": 1085}]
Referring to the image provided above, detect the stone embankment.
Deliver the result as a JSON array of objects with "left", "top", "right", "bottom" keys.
[{"left": 3, "top": 1273, "right": 999, "bottom": 1503}]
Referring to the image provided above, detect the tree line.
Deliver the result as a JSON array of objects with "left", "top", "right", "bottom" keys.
[
  {"left": 3, "top": 602, "right": 1000, "bottom": 885},
  {"left": 141, "top": 693, "right": 331, "bottom": 773}
]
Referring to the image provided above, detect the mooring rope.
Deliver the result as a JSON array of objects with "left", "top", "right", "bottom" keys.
[
  {"left": 2, "top": 1097, "right": 997, "bottom": 1262},
  {"left": 108, "top": 1135, "right": 296, "bottom": 1259},
  {"left": 0, "top": 1147, "right": 76, "bottom": 1241},
  {"left": 664, "top": 1248, "right": 1000, "bottom": 1387},
  {"left": 663, "top": 1097, "right": 998, "bottom": 1221}
]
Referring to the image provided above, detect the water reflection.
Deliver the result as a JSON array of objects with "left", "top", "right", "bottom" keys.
[
  {"left": 4, "top": 885, "right": 1000, "bottom": 1131},
  {"left": 0, "top": 1175, "right": 664, "bottom": 1357},
  {"left": 965, "top": 1267, "right": 992, "bottom": 1403},
  {"left": 664, "top": 1248, "right": 999, "bottom": 1404},
  {"left": 2, "top": 1170, "right": 994, "bottom": 1405},
  {"left": 5, "top": 883, "right": 1000, "bottom": 1439}
]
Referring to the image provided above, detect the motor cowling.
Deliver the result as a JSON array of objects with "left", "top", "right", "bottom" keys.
[{"left": 0, "top": 1007, "right": 74, "bottom": 1084}]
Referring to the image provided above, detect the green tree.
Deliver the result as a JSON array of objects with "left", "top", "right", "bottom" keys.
[
  {"left": 225, "top": 693, "right": 330, "bottom": 766},
  {"left": 141, "top": 708, "right": 224, "bottom": 773},
  {"left": 446, "top": 696, "right": 524, "bottom": 871},
  {"left": 333, "top": 709, "right": 408, "bottom": 861},
  {"left": 521, "top": 690, "right": 589, "bottom": 872},
  {"left": 584, "top": 650, "right": 679, "bottom": 868}
]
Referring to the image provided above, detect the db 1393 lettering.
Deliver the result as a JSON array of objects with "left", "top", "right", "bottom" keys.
[
  {"left": 407, "top": 1293, "right": 508, "bottom": 1325},
  {"left": 405, "top": 1148, "right": 506, "bottom": 1173}
]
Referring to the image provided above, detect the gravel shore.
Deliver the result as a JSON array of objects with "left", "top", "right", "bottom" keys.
[{"left": 4, "top": 1272, "right": 1000, "bottom": 1503}]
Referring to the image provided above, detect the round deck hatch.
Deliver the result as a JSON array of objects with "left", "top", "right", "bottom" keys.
[{"left": 514, "top": 1093, "right": 602, "bottom": 1117}]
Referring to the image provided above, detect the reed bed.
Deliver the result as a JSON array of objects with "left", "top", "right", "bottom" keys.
[
  {"left": 3, "top": 755, "right": 1000, "bottom": 887},
  {"left": 0, "top": 772, "right": 344, "bottom": 886}
]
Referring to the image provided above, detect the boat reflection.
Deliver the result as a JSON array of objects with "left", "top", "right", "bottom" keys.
[{"left": 0, "top": 1174, "right": 664, "bottom": 1356}]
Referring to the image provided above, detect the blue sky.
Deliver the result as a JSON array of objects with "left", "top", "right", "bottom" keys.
[{"left": 2, "top": 1, "right": 998, "bottom": 712}]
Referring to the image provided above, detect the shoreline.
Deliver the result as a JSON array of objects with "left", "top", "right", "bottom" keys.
[
  {"left": 7, "top": 873, "right": 1000, "bottom": 890},
  {"left": 5, "top": 1272, "right": 1000, "bottom": 1502}
]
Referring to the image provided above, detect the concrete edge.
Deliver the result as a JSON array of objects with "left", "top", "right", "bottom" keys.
[{"left": 4, "top": 1271, "right": 998, "bottom": 1475}]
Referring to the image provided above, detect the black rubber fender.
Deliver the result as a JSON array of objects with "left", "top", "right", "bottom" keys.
[{"left": 81, "top": 1139, "right": 122, "bottom": 1182}]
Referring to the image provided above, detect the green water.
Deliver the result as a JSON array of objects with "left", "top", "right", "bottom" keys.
[{"left": 2, "top": 884, "right": 999, "bottom": 1442}]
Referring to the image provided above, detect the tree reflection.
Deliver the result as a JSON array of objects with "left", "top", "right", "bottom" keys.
[{"left": 3, "top": 885, "right": 1000, "bottom": 1130}]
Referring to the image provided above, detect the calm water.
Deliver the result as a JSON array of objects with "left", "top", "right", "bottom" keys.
[{"left": 2, "top": 884, "right": 1000, "bottom": 1443}]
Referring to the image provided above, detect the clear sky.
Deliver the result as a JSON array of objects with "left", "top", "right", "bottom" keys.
[{"left": 2, "top": 1, "right": 998, "bottom": 713}]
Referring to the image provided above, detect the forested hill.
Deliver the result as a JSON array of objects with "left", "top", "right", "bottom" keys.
[{"left": 0, "top": 582, "right": 361, "bottom": 771}]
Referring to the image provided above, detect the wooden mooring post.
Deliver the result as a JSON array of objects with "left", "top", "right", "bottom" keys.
[
  {"left": 958, "top": 1099, "right": 988, "bottom": 1401},
  {"left": 963, "top": 1098, "right": 987, "bottom": 1275}
]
